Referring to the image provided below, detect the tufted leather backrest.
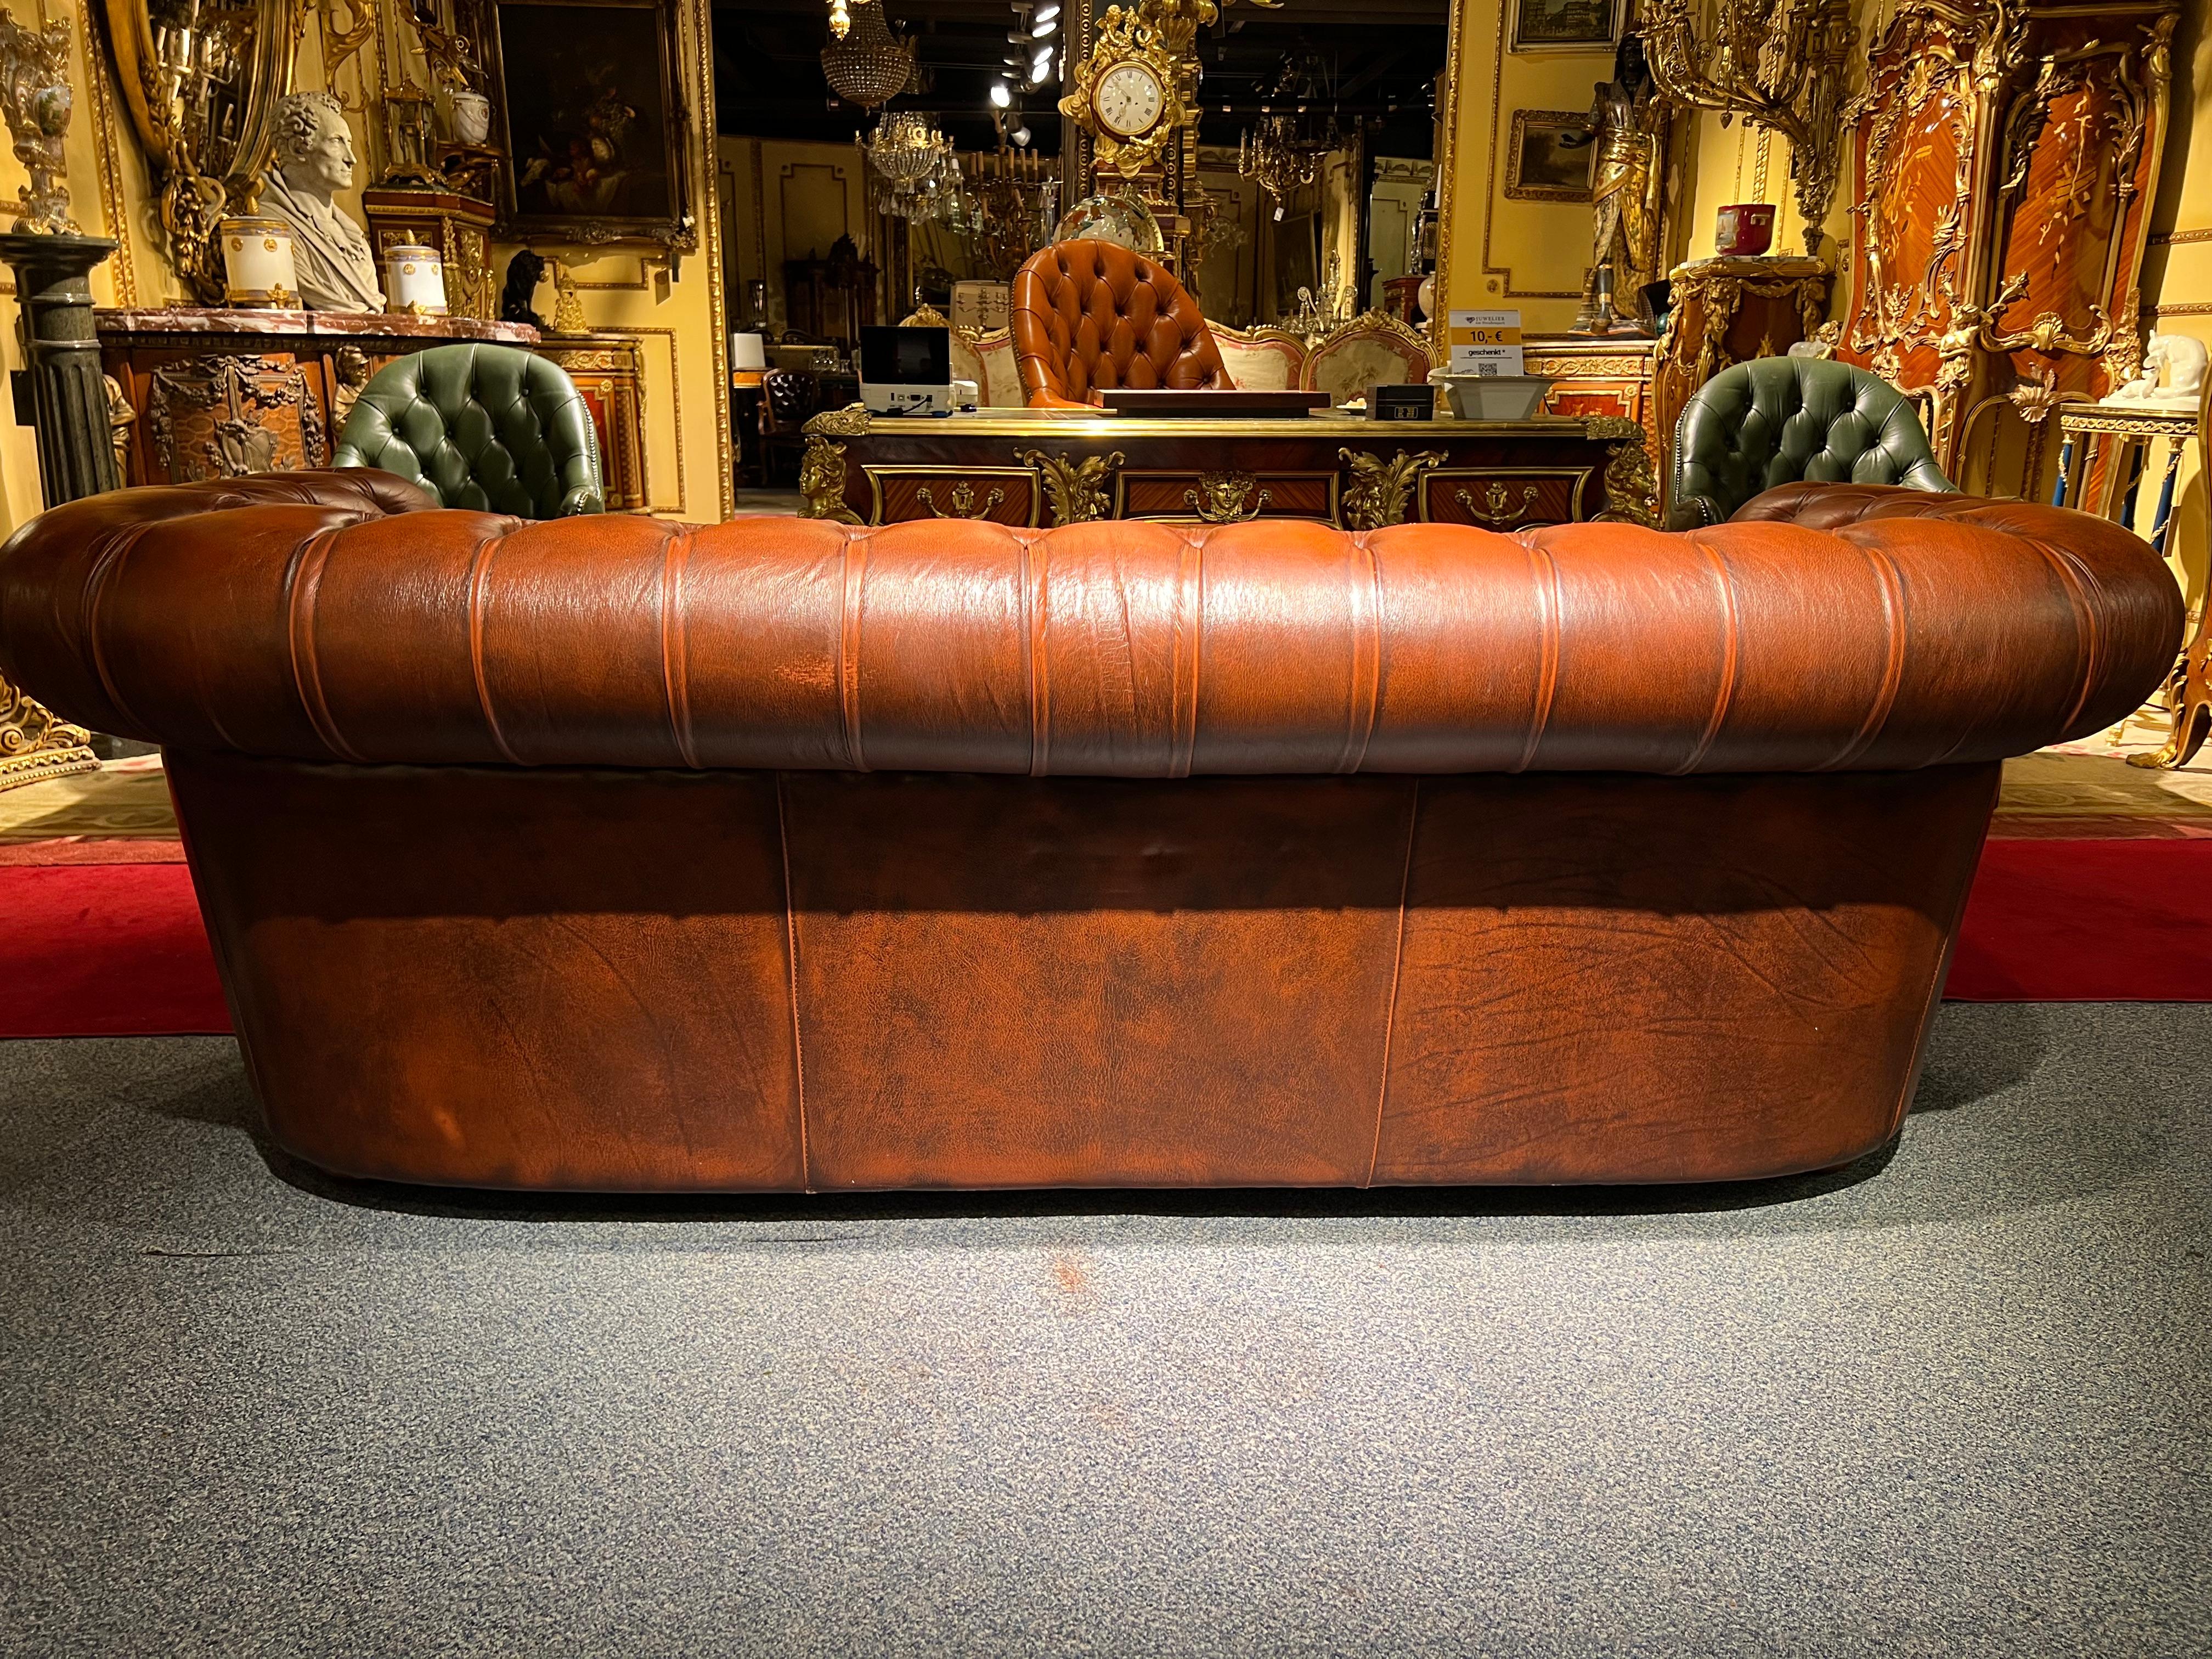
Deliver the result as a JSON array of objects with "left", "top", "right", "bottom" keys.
[
  {"left": 2, "top": 476, "right": 2179, "bottom": 778},
  {"left": 1671, "top": 357, "right": 1954, "bottom": 529},
  {"left": 1011, "top": 239, "right": 1234, "bottom": 408},
  {"left": 332, "top": 343, "right": 605, "bottom": 518}
]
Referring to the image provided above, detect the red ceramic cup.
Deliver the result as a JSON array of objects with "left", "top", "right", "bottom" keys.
[{"left": 1716, "top": 204, "right": 1776, "bottom": 257}]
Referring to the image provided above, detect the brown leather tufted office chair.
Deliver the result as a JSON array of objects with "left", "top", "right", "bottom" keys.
[{"left": 1011, "top": 239, "right": 1235, "bottom": 408}]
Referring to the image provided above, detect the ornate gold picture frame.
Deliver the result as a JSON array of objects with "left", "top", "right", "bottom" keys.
[
  {"left": 1504, "top": 110, "right": 1597, "bottom": 202},
  {"left": 485, "top": 0, "right": 697, "bottom": 250},
  {"left": 1510, "top": 0, "right": 1620, "bottom": 53}
]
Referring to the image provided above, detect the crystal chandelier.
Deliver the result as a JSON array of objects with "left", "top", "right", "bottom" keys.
[
  {"left": 866, "top": 112, "right": 961, "bottom": 221},
  {"left": 822, "top": 0, "right": 915, "bottom": 109}
]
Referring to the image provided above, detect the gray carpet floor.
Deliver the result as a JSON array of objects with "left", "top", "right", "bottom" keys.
[{"left": 1, "top": 1005, "right": 2207, "bottom": 1658}]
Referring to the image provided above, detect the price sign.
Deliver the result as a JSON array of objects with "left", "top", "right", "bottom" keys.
[{"left": 1447, "top": 309, "right": 1525, "bottom": 377}]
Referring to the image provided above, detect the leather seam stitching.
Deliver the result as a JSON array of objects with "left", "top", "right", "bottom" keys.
[
  {"left": 1172, "top": 531, "right": 1201, "bottom": 777},
  {"left": 839, "top": 531, "right": 868, "bottom": 771},
  {"left": 776, "top": 773, "right": 811, "bottom": 1193},
  {"left": 1028, "top": 532, "right": 1051, "bottom": 777},
  {"left": 81, "top": 523, "right": 153, "bottom": 738},
  {"left": 1367, "top": 777, "right": 1420, "bottom": 1189},
  {"left": 466, "top": 524, "right": 522, "bottom": 764},
  {"left": 1674, "top": 537, "right": 1740, "bottom": 774},
  {"left": 1512, "top": 544, "right": 1561, "bottom": 772},
  {"left": 662, "top": 526, "right": 698, "bottom": 768},
  {"left": 1342, "top": 532, "right": 1383, "bottom": 774},
  {"left": 1825, "top": 539, "right": 1908, "bottom": 770},
  {"left": 285, "top": 527, "right": 364, "bottom": 763},
  {"left": 2030, "top": 538, "right": 2103, "bottom": 740}
]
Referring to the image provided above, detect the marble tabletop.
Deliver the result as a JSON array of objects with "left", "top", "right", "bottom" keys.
[{"left": 94, "top": 307, "right": 540, "bottom": 344}]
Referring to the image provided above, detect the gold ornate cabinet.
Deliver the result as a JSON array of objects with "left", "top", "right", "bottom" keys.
[
  {"left": 96, "top": 310, "right": 650, "bottom": 513},
  {"left": 1840, "top": 0, "right": 2179, "bottom": 494},
  {"left": 1530, "top": 262, "right": 1827, "bottom": 526},
  {"left": 98, "top": 311, "right": 542, "bottom": 487},
  {"left": 533, "top": 335, "right": 650, "bottom": 514}
]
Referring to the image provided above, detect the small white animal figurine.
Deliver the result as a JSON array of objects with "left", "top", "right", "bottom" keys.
[{"left": 2105, "top": 333, "right": 2208, "bottom": 409}]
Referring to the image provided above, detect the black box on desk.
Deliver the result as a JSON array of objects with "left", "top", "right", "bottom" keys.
[{"left": 1369, "top": 383, "right": 1436, "bottom": 420}]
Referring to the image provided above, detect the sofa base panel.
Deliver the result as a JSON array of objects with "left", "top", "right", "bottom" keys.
[{"left": 165, "top": 752, "right": 1997, "bottom": 1192}]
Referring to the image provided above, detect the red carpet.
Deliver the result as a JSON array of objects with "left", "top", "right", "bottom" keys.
[
  {"left": 2, "top": 836, "right": 2209, "bottom": 1037},
  {"left": 1945, "top": 838, "right": 2212, "bottom": 1001},
  {"left": 1, "top": 862, "right": 232, "bottom": 1037}
]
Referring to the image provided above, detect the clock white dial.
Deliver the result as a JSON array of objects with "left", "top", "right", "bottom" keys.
[{"left": 1094, "top": 61, "right": 1166, "bottom": 139}]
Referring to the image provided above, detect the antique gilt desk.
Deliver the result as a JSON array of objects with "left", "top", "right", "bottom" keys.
[{"left": 795, "top": 405, "right": 1657, "bottom": 531}]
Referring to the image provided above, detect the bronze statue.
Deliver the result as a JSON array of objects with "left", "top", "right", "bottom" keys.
[
  {"left": 1567, "top": 36, "right": 1669, "bottom": 335},
  {"left": 500, "top": 250, "right": 549, "bottom": 331}
]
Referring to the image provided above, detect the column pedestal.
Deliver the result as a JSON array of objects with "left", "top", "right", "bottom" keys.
[{"left": 0, "top": 231, "right": 115, "bottom": 789}]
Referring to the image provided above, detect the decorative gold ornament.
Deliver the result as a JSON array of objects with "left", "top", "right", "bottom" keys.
[
  {"left": 1183, "top": 470, "right": 1269, "bottom": 523},
  {"left": 1459, "top": 482, "right": 1542, "bottom": 527},
  {"left": 804, "top": 402, "right": 872, "bottom": 439},
  {"left": 1640, "top": 0, "right": 1856, "bottom": 256},
  {"left": 1237, "top": 116, "right": 1324, "bottom": 213},
  {"left": 798, "top": 435, "right": 864, "bottom": 522},
  {"left": 0, "top": 9, "right": 79, "bottom": 235},
  {"left": 1338, "top": 448, "right": 1443, "bottom": 531},
  {"left": 917, "top": 481, "right": 1005, "bottom": 520},
  {"left": 1018, "top": 448, "right": 1125, "bottom": 524},
  {"left": 1663, "top": 256, "right": 1831, "bottom": 392},
  {"left": 1060, "top": 4, "right": 1189, "bottom": 179},
  {"left": 105, "top": 0, "right": 301, "bottom": 301},
  {"left": 550, "top": 262, "right": 588, "bottom": 335},
  {"left": 1589, "top": 416, "right": 1658, "bottom": 528},
  {"left": 0, "top": 673, "right": 97, "bottom": 792}
]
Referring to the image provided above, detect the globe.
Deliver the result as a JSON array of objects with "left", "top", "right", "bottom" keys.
[{"left": 1053, "top": 191, "right": 1165, "bottom": 255}]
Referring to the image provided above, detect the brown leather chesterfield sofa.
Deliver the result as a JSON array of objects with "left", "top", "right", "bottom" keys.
[{"left": 0, "top": 472, "right": 2181, "bottom": 1193}]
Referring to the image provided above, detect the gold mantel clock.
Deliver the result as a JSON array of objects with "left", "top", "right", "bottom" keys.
[{"left": 1061, "top": 4, "right": 1189, "bottom": 178}]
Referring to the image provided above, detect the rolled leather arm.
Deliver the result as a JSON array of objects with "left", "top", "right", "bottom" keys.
[{"left": 0, "top": 476, "right": 2181, "bottom": 776}]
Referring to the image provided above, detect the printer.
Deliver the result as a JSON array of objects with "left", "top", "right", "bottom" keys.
[{"left": 859, "top": 325, "right": 955, "bottom": 416}]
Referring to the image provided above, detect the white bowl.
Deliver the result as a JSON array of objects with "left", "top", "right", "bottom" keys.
[{"left": 1427, "top": 372, "right": 1553, "bottom": 421}]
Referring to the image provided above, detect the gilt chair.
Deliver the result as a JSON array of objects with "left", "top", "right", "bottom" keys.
[
  {"left": 332, "top": 342, "right": 603, "bottom": 518},
  {"left": 1299, "top": 310, "right": 1438, "bottom": 407},
  {"left": 1210, "top": 323, "right": 1308, "bottom": 392},
  {"left": 1671, "top": 356, "right": 1954, "bottom": 529},
  {"left": 1010, "top": 239, "right": 1234, "bottom": 408}
]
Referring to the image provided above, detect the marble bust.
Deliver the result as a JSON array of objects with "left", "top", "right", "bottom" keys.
[{"left": 261, "top": 92, "right": 385, "bottom": 313}]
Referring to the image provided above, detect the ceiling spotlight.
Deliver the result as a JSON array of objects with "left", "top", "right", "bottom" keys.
[
  {"left": 990, "top": 80, "right": 1012, "bottom": 108},
  {"left": 1031, "top": 43, "right": 1053, "bottom": 77},
  {"left": 1032, "top": 1, "right": 1059, "bottom": 20},
  {"left": 1013, "top": 124, "right": 1032, "bottom": 145},
  {"left": 1031, "top": 14, "right": 1056, "bottom": 36}
]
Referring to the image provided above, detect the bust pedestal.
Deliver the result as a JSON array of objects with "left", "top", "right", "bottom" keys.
[
  {"left": 0, "top": 232, "right": 121, "bottom": 506},
  {"left": 0, "top": 232, "right": 116, "bottom": 791}
]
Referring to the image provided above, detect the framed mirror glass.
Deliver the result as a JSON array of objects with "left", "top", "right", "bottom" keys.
[{"left": 104, "top": 0, "right": 302, "bottom": 300}]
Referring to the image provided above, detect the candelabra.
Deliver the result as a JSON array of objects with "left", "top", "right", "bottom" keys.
[
  {"left": 1637, "top": 0, "right": 1855, "bottom": 256},
  {"left": 1237, "top": 115, "right": 1324, "bottom": 221}
]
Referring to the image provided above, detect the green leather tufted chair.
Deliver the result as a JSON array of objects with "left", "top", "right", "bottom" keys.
[
  {"left": 1671, "top": 356, "right": 1954, "bottom": 529},
  {"left": 333, "top": 343, "right": 605, "bottom": 518}
]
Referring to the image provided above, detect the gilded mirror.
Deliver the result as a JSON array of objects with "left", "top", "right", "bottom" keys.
[{"left": 104, "top": 0, "right": 301, "bottom": 301}]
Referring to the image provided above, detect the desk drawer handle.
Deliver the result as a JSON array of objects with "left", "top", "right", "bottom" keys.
[
  {"left": 917, "top": 482, "right": 1006, "bottom": 520},
  {"left": 1458, "top": 482, "right": 1541, "bottom": 526}
]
